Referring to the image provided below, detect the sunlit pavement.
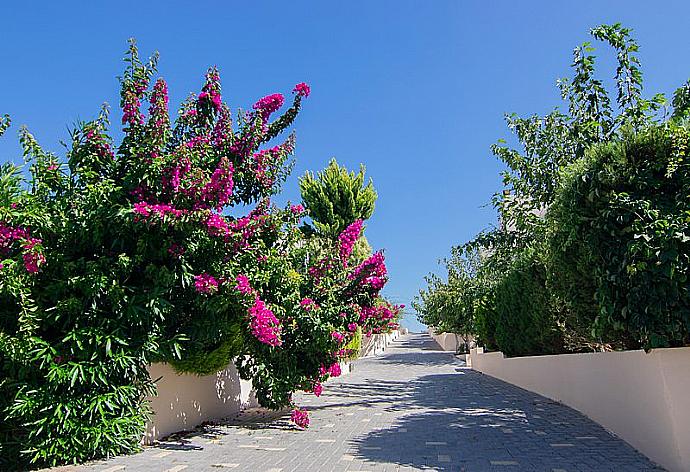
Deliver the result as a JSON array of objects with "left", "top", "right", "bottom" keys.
[{"left": 67, "top": 333, "right": 663, "bottom": 472}]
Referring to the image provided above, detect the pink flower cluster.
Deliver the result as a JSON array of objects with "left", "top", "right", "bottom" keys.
[
  {"left": 206, "top": 213, "right": 230, "bottom": 237},
  {"left": 290, "top": 204, "right": 305, "bottom": 215},
  {"left": 351, "top": 252, "right": 387, "bottom": 291},
  {"left": 148, "top": 78, "right": 170, "bottom": 131},
  {"left": 251, "top": 140, "right": 294, "bottom": 189},
  {"left": 199, "top": 68, "right": 222, "bottom": 113},
  {"left": 185, "top": 135, "right": 209, "bottom": 149},
  {"left": 199, "top": 160, "right": 234, "bottom": 211},
  {"left": 83, "top": 129, "right": 114, "bottom": 160},
  {"left": 133, "top": 202, "right": 185, "bottom": 220},
  {"left": 0, "top": 222, "right": 45, "bottom": 273},
  {"left": 359, "top": 303, "right": 403, "bottom": 334},
  {"left": 328, "top": 362, "right": 342, "bottom": 377},
  {"left": 194, "top": 273, "right": 219, "bottom": 294},
  {"left": 0, "top": 222, "right": 27, "bottom": 255},
  {"left": 227, "top": 214, "right": 263, "bottom": 251},
  {"left": 291, "top": 408, "right": 310, "bottom": 429},
  {"left": 293, "top": 82, "right": 311, "bottom": 98},
  {"left": 338, "top": 219, "right": 363, "bottom": 265},
  {"left": 249, "top": 298, "right": 282, "bottom": 347},
  {"left": 235, "top": 274, "right": 254, "bottom": 295},
  {"left": 229, "top": 133, "right": 256, "bottom": 159},
  {"left": 162, "top": 158, "right": 190, "bottom": 193},
  {"left": 312, "top": 382, "right": 323, "bottom": 397},
  {"left": 122, "top": 80, "right": 147, "bottom": 126},
  {"left": 319, "top": 362, "right": 342, "bottom": 378},
  {"left": 198, "top": 91, "right": 222, "bottom": 112},
  {"left": 307, "top": 257, "right": 333, "bottom": 285},
  {"left": 331, "top": 331, "right": 345, "bottom": 343},
  {"left": 300, "top": 298, "right": 319, "bottom": 311},
  {"left": 253, "top": 93, "right": 284, "bottom": 121},
  {"left": 22, "top": 238, "right": 45, "bottom": 273},
  {"left": 211, "top": 106, "right": 233, "bottom": 147}
]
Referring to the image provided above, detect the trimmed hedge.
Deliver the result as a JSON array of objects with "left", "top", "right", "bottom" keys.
[
  {"left": 487, "top": 247, "right": 564, "bottom": 357},
  {"left": 548, "top": 124, "right": 690, "bottom": 349}
]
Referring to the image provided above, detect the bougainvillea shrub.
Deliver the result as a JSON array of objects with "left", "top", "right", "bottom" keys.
[{"left": 0, "top": 42, "right": 397, "bottom": 468}]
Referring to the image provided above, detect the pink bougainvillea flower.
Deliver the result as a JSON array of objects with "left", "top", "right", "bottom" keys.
[
  {"left": 338, "top": 219, "right": 363, "bottom": 265},
  {"left": 206, "top": 213, "right": 229, "bottom": 237},
  {"left": 194, "top": 273, "right": 219, "bottom": 294},
  {"left": 291, "top": 408, "right": 310, "bottom": 429},
  {"left": 312, "top": 382, "right": 323, "bottom": 397},
  {"left": 23, "top": 250, "right": 45, "bottom": 273},
  {"left": 328, "top": 362, "right": 342, "bottom": 378},
  {"left": 350, "top": 252, "right": 387, "bottom": 292},
  {"left": 133, "top": 202, "right": 185, "bottom": 220},
  {"left": 248, "top": 298, "right": 282, "bottom": 346},
  {"left": 148, "top": 78, "right": 170, "bottom": 132},
  {"left": 235, "top": 274, "right": 253, "bottom": 295},
  {"left": 293, "top": 82, "right": 311, "bottom": 98},
  {"left": 253, "top": 93, "right": 284, "bottom": 121},
  {"left": 300, "top": 298, "right": 319, "bottom": 311},
  {"left": 331, "top": 331, "right": 345, "bottom": 343},
  {"left": 21, "top": 238, "right": 45, "bottom": 274}
]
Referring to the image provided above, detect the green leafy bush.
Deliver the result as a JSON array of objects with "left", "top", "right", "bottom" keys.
[
  {"left": 491, "top": 247, "right": 564, "bottom": 357},
  {"left": 548, "top": 124, "right": 690, "bottom": 349},
  {"left": 418, "top": 23, "right": 690, "bottom": 356},
  {"left": 414, "top": 246, "right": 480, "bottom": 337}
]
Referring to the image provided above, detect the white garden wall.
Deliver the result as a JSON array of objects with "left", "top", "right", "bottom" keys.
[
  {"left": 145, "top": 362, "right": 256, "bottom": 443},
  {"left": 360, "top": 330, "right": 400, "bottom": 357},
  {"left": 468, "top": 346, "right": 690, "bottom": 472},
  {"left": 429, "top": 329, "right": 462, "bottom": 352},
  {"left": 145, "top": 354, "right": 362, "bottom": 443}
]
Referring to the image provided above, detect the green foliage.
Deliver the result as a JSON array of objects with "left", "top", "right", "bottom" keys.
[
  {"left": 169, "top": 324, "right": 244, "bottom": 376},
  {"left": 342, "top": 325, "right": 362, "bottom": 360},
  {"left": 672, "top": 79, "right": 690, "bottom": 120},
  {"left": 414, "top": 246, "right": 480, "bottom": 336},
  {"left": 419, "top": 23, "right": 690, "bottom": 356},
  {"left": 548, "top": 124, "right": 690, "bottom": 349},
  {"left": 299, "top": 158, "right": 377, "bottom": 238},
  {"left": 491, "top": 247, "right": 564, "bottom": 357},
  {"left": 351, "top": 234, "right": 373, "bottom": 265},
  {"left": 0, "top": 115, "right": 10, "bottom": 137}
]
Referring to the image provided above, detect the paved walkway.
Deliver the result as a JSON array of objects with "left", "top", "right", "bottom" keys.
[{"left": 74, "top": 333, "right": 662, "bottom": 471}]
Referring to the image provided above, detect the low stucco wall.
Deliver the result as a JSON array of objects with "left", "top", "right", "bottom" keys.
[
  {"left": 468, "top": 346, "right": 690, "bottom": 472},
  {"left": 145, "top": 362, "right": 256, "bottom": 442},
  {"left": 429, "top": 330, "right": 462, "bottom": 352},
  {"left": 146, "top": 357, "right": 357, "bottom": 443},
  {"left": 361, "top": 330, "right": 400, "bottom": 357}
]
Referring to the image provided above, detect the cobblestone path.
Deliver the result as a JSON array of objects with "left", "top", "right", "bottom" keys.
[{"left": 72, "top": 333, "right": 663, "bottom": 471}]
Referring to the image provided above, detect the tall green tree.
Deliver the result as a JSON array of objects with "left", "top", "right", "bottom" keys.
[{"left": 299, "top": 158, "right": 377, "bottom": 238}]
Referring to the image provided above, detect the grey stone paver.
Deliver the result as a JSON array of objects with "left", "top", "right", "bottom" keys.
[{"left": 68, "top": 333, "right": 664, "bottom": 471}]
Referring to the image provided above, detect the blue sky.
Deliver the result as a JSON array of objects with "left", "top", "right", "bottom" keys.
[{"left": 1, "top": 1, "right": 688, "bottom": 331}]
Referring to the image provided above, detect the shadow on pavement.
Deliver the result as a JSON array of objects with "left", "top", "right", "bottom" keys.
[
  {"left": 377, "top": 351, "right": 463, "bottom": 367},
  {"left": 349, "top": 370, "right": 664, "bottom": 471}
]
